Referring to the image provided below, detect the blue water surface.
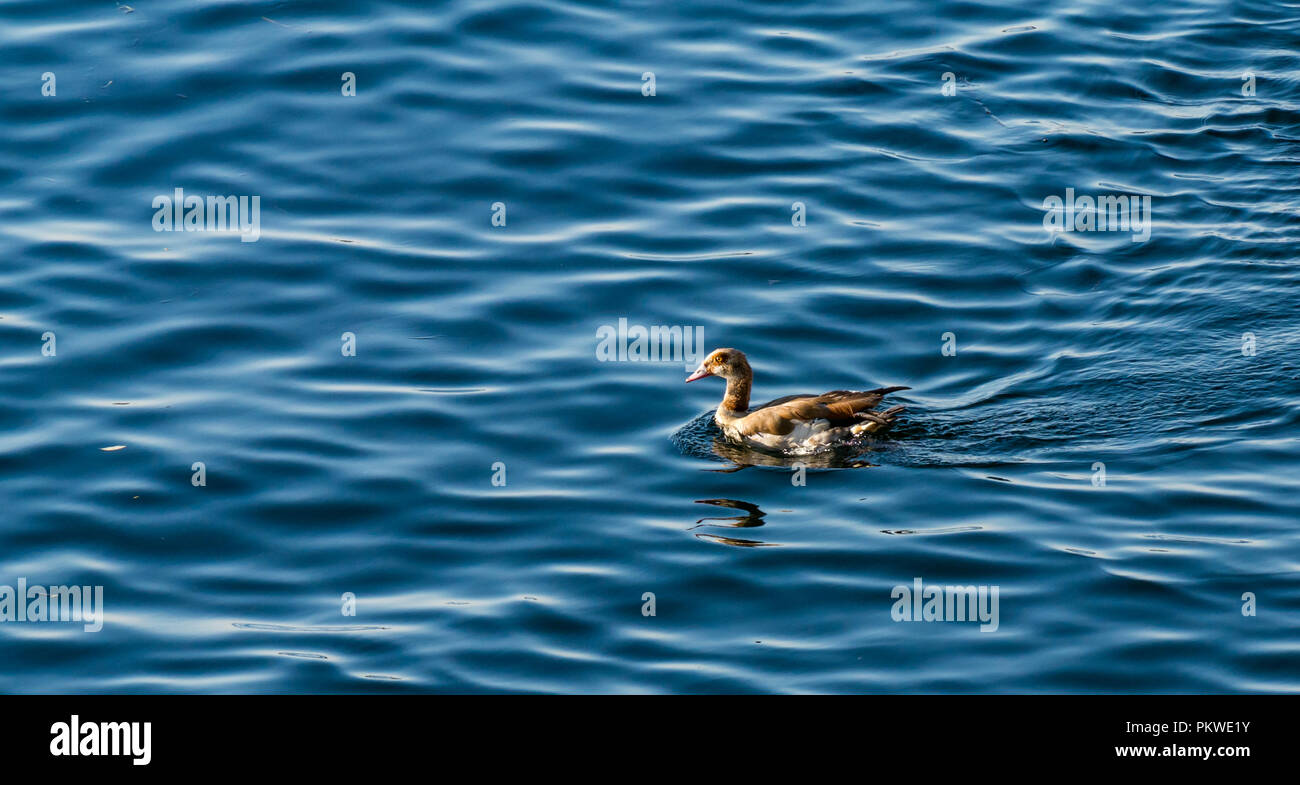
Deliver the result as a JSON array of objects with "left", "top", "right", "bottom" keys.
[{"left": 1, "top": 0, "right": 1298, "bottom": 693}]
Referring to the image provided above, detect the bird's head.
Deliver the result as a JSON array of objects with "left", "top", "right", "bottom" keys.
[{"left": 686, "top": 348, "right": 750, "bottom": 383}]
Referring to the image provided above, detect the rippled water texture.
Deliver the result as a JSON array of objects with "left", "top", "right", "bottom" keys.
[{"left": 1, "top": 0, "right": 1298, "bottom": 692}]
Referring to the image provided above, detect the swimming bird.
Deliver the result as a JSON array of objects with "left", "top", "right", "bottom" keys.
[{"left": 686, "top": 348, "right": 909, "bottom": 451}]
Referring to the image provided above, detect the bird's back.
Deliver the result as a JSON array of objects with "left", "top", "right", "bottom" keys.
[{"left": 741, "top": 386, "right": 910, "bottom": 436}]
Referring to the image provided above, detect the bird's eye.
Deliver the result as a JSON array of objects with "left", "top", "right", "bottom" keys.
[{"left": 716, "top": 353, "right": 729, "bottom": 362}]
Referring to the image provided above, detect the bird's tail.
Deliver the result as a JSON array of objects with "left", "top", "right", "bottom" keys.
[{"left": 850, "top": 404, "right": 906, "bottom": 435}]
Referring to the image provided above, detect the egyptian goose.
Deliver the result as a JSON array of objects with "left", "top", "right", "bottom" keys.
[{"left": 686, "top": 348, "right": 909, "bottom": 451}]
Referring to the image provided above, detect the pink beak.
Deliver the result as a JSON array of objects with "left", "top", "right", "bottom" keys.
[{"left": 685, "top": 364, "right": 712, "bottom": 383}]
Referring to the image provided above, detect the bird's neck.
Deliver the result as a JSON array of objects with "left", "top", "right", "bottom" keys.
[{"left": 720, "top": 374, "right": 751, "bottom": 413}]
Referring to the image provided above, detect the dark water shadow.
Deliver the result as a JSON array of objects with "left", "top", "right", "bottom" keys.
[
  {"left": 691, "top": 498, "right": 766, "bottom": 528},
  {"left": 689, "top": 498, "right": 779, "bottom": 547}
]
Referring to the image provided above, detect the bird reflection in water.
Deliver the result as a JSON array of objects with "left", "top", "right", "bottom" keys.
[
  {"left": 705, "top": 435, "right": 880, "bottom": 473},
  {"left": 690, "top": 498, "right": 777, "bottom": 547}
]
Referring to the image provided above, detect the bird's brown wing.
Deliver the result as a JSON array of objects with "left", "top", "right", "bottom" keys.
[
  {"left": 810, "top": 387, "right": 910, "bottom": 423},
  {"left": 751, "top": 393, "right": 817, "bottom": 409},
  {"left": 742, "top": 386, "right": 910, "bottom": 436}
]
